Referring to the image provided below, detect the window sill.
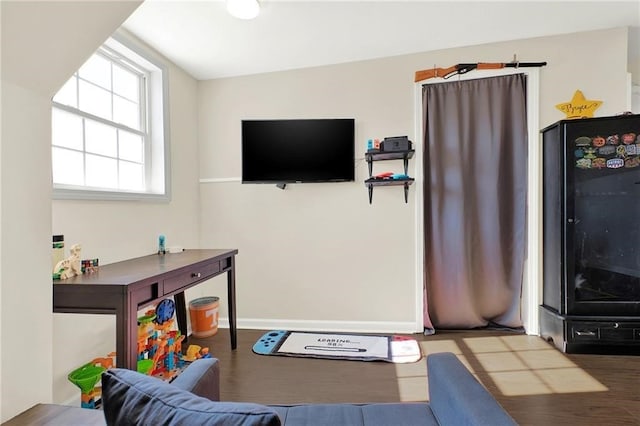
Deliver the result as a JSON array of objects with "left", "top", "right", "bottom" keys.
[{"left": 53, "top": 187, "right": 171, "bottom": 202}]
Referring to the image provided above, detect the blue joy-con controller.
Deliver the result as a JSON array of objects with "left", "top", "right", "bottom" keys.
[{"left": 252, "top": 330, "right": 288, "bottom": 355}]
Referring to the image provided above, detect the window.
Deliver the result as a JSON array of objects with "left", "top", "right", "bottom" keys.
[{"left": 52, "top": 32, "right": 170, "bottom": 200}]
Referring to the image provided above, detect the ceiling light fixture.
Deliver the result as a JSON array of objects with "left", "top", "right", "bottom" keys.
[{"left": 226, "top": 0, "right": 260, "bottom": 20}]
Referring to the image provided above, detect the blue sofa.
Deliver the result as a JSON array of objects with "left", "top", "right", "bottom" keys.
[{"left": 101, "top": 352, "right": 517, "bottom": 425}]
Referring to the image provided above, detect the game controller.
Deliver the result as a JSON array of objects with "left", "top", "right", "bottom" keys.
[
  {"left": 373, "top": 171, "right": 394, "bottom": 179},
  {"left": 391, "top": 173, "right": 409, "bottom": 180},
  {"left": 252, "top": 330, "right": 289, "bottom": 355}
]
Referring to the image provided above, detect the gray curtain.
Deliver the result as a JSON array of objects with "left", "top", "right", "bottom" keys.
[{"left": 423, "top": 74, "right": 527, "bottom": 331}]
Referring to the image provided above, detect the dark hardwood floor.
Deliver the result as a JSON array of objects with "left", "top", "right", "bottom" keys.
[{"left": 189, "top": 328, "right": 640, "bottom": 425}]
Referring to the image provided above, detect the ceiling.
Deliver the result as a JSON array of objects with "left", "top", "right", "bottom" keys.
[{"left": 122, "top": 1, "right": 640, "bottom": 80}]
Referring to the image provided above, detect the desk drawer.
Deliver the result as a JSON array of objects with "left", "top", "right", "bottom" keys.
[
  {"left": 163, "top": 261, "right": 221, "bottom": 295},
  {"left": 134, "top": 282, "right": 160, "bottom": 306}
]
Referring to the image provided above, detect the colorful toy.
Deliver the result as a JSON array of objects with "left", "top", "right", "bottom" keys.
[
  {"left": 54, "top": 243, "right": 82, "bottom": 279},
  {"left": 135, "top": 298, "right": 209, "bottom": 381},
  {"left": 70, "top": 298, "right": 212, "bottom": 409},
  {"left": 183, "top": 344, "right": 212, "bottom": 361},
  {"left": 67, "top": 352, "right": 116, "bottom": 409},
  {"left": 81, "top": 258, "right": 99, "bottom": 274}
]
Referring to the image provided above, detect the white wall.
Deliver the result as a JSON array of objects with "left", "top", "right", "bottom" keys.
[
  {"left": 198, "top": 64, "right": 419, "bottom": 332},
  {"left": 0, "top": 1, "right": 141, "bottom": 421},
  {"left": 631, "top": 59, "right": 640, "bottom": 83},
  {"left": 630, "top": 58, "right": 640, "bottom": 112},
  {"left": 197, "top": 27, "right": 630, "bottom": 334},
  {"left": 0, "top": 79, "right": 54, "bottom": 420}
]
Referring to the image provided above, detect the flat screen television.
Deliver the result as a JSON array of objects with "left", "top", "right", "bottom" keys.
[{"left": 241, "top": 119, "right": 355, "bottom": 184}]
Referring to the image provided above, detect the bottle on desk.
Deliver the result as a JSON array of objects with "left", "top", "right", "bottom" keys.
[{"left": 158, "top": 234, "right": 166, "bottom": 255}]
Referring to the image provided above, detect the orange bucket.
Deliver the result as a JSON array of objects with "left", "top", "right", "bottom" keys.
[{"left": 189, "top": 296, "right": 219, "bottom": 338}]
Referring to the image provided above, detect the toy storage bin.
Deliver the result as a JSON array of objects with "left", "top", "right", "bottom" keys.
[{"left": 188, "top": 296, "right": 219, "bottom": 337}]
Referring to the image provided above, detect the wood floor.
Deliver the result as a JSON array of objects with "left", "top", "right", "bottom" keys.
[{"left": 190, "top": 328, "right": 640, "bottom": 425}]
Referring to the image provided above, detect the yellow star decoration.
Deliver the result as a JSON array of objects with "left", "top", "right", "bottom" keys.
[{"left": 555, "top": 90, "right": 603, "bottom": 119}]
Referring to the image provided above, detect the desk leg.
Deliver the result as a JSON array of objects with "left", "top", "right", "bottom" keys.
[
  {"left": 127, "top": 300, "right": 140, "bottom": 370},
  {"left": 117, "top": 296, "right": 138, "bottom": 370},
  {"left": 227, "top": 256, "right": 237, "bottom": 350},
  {"left": 115, "top": 304, "right": 127, "bottom": 368},
  {"left": 174, "top": 292, "right": 188, "bottom": 338}
]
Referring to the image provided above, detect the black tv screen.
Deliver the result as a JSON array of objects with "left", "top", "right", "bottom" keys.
[{"left": 241, "top": 119, "right": 355, "bottom": 183}]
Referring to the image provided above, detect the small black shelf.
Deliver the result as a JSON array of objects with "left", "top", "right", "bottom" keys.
[
  {"left": 365, "top": 149, "right": 414, "bottom": 176},
  {"left": 365, "top": 178, "right": 415, "bottom": 203},
  {"left": 365, "top": 148, "right": 415, "bottom": 204}
]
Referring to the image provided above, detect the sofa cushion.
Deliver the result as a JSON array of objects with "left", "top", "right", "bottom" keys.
[
  {"left": 170, "top": 358, "right": 220, "bottom": 401},
  {"left": 427, "top": 353, "right": 517, "bottom": 426},
  {"left": 269, "top": 403, "right": 439, "bottom": 426},
  {"left": 101, "top": 368, "right": 281, "bottom": 426}
]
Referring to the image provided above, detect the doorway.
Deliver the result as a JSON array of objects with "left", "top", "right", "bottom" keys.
[{"left": 413, "top": 68, "right": 542, "bottom": 334}]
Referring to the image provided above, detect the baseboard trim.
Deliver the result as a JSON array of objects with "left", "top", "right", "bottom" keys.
[
  {"left": 60, "top": 395, "right": 81, "bottom": 408},
  {"left": 217, "top": 318, "right": 420, "bottom": 334}
]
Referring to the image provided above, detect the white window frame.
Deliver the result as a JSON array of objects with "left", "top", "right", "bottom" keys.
[{"left": 52, "top": 30, "right": 171, "bottom": 201}]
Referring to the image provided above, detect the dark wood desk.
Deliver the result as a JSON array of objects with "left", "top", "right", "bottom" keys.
[{"left": 53, "top": 249, "right": 238, "bottom": 369}]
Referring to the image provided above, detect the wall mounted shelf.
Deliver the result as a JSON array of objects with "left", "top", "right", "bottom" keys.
[
  {"left": 364, "top": 149, "right": 415, "bottom": 204},
  {"left": 365, "top": 177, "right": 415, "bottom": 203}
]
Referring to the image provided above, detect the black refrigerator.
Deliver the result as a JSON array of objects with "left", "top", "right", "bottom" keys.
[{"left": 539, "top": 114, "right": 640, "bottom": 353}]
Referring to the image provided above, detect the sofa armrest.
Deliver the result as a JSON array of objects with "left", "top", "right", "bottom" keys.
[
  {"left": 427, "top": 352, "right": 517, "bottom": 426},
  {"left": 171, "top": 358, "right": 221, "bottom": 401}
]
